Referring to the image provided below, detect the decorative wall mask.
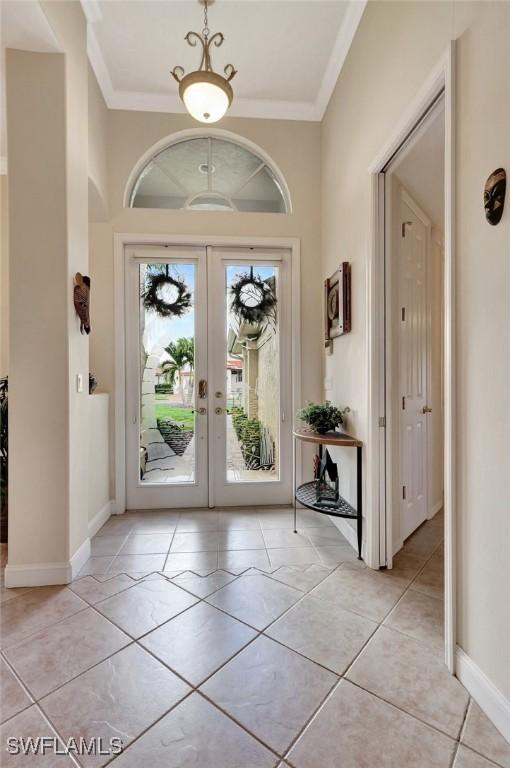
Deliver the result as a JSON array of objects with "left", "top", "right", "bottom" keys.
[
  {"left": 73, "top": 273, "right": 91, "bottom": 334},
  {"left": 230, "top": 267, "right": 277, "bottom": 332},
  {"left": 484, "top": 168, "right": 506, "bottom": 225},
  {"left": 324, "top": 262, "right": 351, "bottom": 350}
]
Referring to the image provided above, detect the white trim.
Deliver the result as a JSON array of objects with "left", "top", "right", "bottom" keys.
[
  {"left": 82, "top": 2, "right": 365, "bottom": 122},
  {"left": 428, "top": 499, "right": 443, "bottom": 520},
  {"left": 80, "top": 0, "right": 102, "bottom": 25},
  {"left": 122, "top": 127, "right": 293, "bottom": 214},
  {"left": 316, "top": 1, "right": 366, "bottom": 119},
  {"left": 5, "top": 561, "right": 70, "bottom": 588},
  {"left": 114, "top": 233, "right": 301, "bottom": 514},
  {"left": 88, "top": 500, "right": 112, "bottom": 538},
  {"left": 86, "top": 24, "right": 115, "bottom": 105},
  {"left": 0, "top": 157, "right": 7, "bottom": 175},
  {"left": 456, "top": 646, "right": 510, "bottom": 743},
  {"left": 4, "top": 537, "right": 91, "bottom": 586},
  {"left": 69, "top": 537, "right": 91, "bottom": 580},
  {"left": 367, "top": 43, "right": 456, "bottom": 673}
]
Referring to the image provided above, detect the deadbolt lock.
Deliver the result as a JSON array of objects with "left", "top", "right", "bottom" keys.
[
  {"left": 215, "top": 391, "right": 223, "bottom": 398},
  {"left": 215, "top": 407, "right": 223, "bottom": 415}
]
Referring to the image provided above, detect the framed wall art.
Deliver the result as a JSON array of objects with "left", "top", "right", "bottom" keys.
[{"left": 324, "top": 262, "right": 351, "bottom": 349}]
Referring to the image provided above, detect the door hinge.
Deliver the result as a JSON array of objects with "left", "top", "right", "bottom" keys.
[
  {"left": 401, "top": 306, "right": 406, "bottom": 322},
  {"left": 401, "top": 221, "right": 413, "bottom": 237},
  {"left": 402, "top": 395, "right": 406, "bottom": 410},
  {"left": 402, "top": 485, "right": 407, "bottom": 500},
  {"left": 281, "top": 410, "right": 286, "bottom": 423},
  {"left": 379, "top": 416, "right": 386, "bottom": 428}
]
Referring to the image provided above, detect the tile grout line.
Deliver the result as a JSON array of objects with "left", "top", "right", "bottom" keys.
[
  {"left": 448, "top": 696, "right": 473, "bottom": 768},
  {"left": 5, "top": 514, "right": 471, "bottom": 768},
  {"left": 0, "top": 651, "right": 83, "bottom": 767}
]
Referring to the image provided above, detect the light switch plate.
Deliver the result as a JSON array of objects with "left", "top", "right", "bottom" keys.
[{"left": 76, "top": 373, "right": 83, "bottom": 393}]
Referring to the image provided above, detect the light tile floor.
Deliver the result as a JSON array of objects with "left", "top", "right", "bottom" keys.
[{"left": 1, "top": 507, "right": 509, "bottom": 767}]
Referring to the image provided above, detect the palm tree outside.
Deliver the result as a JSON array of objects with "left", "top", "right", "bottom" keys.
[{"left": 161, "top": 337, "right": 194, "bottom": 406}]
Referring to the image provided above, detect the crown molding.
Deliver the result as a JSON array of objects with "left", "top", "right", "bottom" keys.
[
  {"left": 84, "top": 0, "right": 366, "bottom": 123},
  {"left": 316, "top": 0, "right": 366, "bottom": 119},
  {"left": 80, "top": 0, "right": 102, "bottom": 25}
]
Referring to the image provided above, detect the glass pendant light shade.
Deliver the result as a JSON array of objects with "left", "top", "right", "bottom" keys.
[
  {"left": 180, "top": 72, "right": 232, "bottom": 124},
  {"left": 171, "top": 0, "right": 237, "bottom": 124}
]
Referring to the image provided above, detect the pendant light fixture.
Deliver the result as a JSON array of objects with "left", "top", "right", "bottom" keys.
[{"left": 171, "top": 0, "right": 237, "bottom": 124}]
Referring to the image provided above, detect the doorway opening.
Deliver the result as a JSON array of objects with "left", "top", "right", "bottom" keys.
[{"left": 384, "top": 96, "right": 445, "bottom": 555}]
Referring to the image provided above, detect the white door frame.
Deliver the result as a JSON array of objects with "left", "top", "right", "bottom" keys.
[
  {"left": 114, "top": 233, "right": 301, "bottom": 513},
  {"left": 366, "top": 43, "right": 456, "bottom": 672}
]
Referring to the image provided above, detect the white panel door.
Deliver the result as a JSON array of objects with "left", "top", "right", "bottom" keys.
[{"left": 399, "top": 195, "right": 430, "bottom": 540}]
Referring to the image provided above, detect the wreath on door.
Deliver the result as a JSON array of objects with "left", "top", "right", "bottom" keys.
[
  {"left": 142, "top": 271, "right": 192, "bottom": 318},
  {"left": 230, "top": 267, "right": 277, "bottom": 327}
]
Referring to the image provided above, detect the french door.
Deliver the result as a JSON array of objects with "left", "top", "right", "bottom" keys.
[{"left": 125, "top": 244, "right": 293, "bottom": 509}]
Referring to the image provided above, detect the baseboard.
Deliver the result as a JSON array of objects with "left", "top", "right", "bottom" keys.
[
  {"left": 69, "top": 537, "right": 91, "bottom": 581},
  {"left": 428, "top": 500, "right": 443, "bottom": 520},
  {"left": 88, "top": 501, "right": 113, "bottom": 537},
  {"left": 4, "top": 561, "right": 72, "bottom": 587},
  {"left": 110, "top": 499, "right": 124, "bottom": 516},
  {"left": 4, "top": 537, "right": 91, "bottom": 588},
  {"left": 456, "top": 646, "right": 510, "bottom": 742}
]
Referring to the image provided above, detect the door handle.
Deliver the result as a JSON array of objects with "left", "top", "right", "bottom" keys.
[
  {"left": 198, "top": 379, "right": 207, "bottom": 399},
  {"left": 193, "top": 407, "right": 207, "bottom": 415},
  {"left": 422, "top": 405, "right": 432, "bottom": 414}
]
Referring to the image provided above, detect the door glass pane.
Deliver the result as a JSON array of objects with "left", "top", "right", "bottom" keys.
[
  {"left": 225, "top": 264, "right": 280, "bottom": 482},
  {"left": 139, "top": 263, "right": 196, "bottom": 484}
]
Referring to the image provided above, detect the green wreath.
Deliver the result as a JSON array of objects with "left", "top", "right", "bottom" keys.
[
  {"left": 142, "top": 273, "right": 192, "bottom": 318},
  {"left": 230, "top": 268, "right": 277, "bottom": 327}
]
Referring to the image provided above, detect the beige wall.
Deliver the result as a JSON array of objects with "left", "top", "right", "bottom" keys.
[
  {"left": 88, "top": 394, "right": 110, "bottom": 523},
  {"left": 6, "top": 0, "right": 90, "bottom": 576},
  {"left": 6, "top": 49, "right": 70, "bottom": 567},
  {"left": 90, "top": 111, "right": 322, "bottom": 502},
  {"left": 321, "top": 0, "right": 510, "bottom": 700},
  {"left": 455, "top": 3, "right": 510, "bottom": 701},
  {"left": 0, "top": 174, "right": 8, "bottom": 377}
]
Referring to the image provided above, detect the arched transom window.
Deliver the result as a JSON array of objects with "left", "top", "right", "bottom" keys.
[{"left": 129, "top": 135, "right": 289, "bottom": 213}]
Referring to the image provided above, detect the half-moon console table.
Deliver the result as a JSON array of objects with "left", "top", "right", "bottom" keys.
[{"left": 293, "top": 427, "right": 363, "bottom": 560}]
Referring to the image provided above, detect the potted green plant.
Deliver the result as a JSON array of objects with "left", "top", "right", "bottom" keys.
[{"left": 297, "top": 401, "right": 350, "bottom": 435}]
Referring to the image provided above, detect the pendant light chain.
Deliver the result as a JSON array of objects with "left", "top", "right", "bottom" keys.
[{"left": 202, "top": 0, "right": 210, "bottom": 39}]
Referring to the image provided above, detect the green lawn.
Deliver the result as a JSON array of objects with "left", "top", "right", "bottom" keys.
[{"left": 155, "top": 405, "right": 194, "bottom": 431}]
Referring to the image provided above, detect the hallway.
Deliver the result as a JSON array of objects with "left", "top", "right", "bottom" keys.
[{"left": 1, "top": 508, "right": 509, "bottom": 766}]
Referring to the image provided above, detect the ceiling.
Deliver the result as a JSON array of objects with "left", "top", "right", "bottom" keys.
[
  {"left": 394, "top": 101, "right": 445, "bottom": 230},
  {"left": 0, "top": 0, "right": 366, "bottom": 169},
  {"left": 83, "top": 0, "right": 366, "bottom": 120}
]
